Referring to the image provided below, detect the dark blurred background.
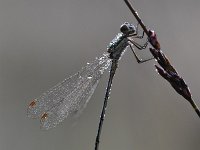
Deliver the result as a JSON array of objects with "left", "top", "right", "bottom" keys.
[{"left": 0, "top": 0, "right": 200, "bottom": 150}]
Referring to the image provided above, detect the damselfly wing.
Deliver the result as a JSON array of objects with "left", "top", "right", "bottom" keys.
[{"left": 28, "top": 53, "right": 111, "bottom": 129}]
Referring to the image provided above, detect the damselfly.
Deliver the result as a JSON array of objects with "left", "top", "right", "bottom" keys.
[{"left": 28, "top": 0, "right": 156, "bottom": 150}]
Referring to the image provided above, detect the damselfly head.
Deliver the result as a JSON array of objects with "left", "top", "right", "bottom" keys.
[{"left": 120, "top": 22, "right": 135, "bottom": 35}]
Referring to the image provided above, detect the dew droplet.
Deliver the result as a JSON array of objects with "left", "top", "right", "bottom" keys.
[{"left": 88, "top": 76, "right": 92, "bottom": 79}]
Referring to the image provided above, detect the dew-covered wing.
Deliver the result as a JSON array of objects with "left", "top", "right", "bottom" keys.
[{"left": 27, "top": 53, "right": 111, "bottom": 129}]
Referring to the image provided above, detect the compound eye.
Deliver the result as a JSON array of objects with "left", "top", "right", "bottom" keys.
[
  {"left": 129, "top": 25, "right": 136, "bottom": 33},
  {"left": 120, "top": 24, "right": 129, "bottom": 34}
]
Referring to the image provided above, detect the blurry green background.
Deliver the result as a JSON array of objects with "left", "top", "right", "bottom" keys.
[{"left": 0, "top": 0, "right": 200, "bottom": 150}]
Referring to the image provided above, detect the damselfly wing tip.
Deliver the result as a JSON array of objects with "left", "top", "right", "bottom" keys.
[
  {"left": 27, "top": 99, "right": 38, "bottom": 119},
  {"left": 39, "top": 110, "right": 69, "bottom": 130},
  {"left": 40, "top": 113, "right": 51, "bottom": 130},
  {"left": 28, "top": 100, "right": 36, "bottom": 108}
]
